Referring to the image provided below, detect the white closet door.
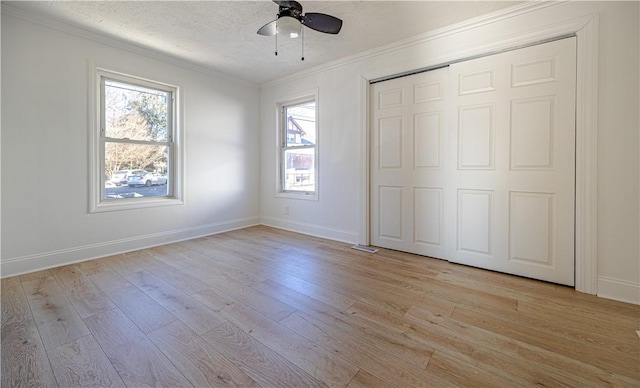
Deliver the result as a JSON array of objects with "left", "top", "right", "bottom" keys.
[
  {"left": 370, "top": 67, "right": 450, "bottom": 260},
  {"left": 448, "top": 37, "right": 576, "bottom": 286},
  {"left": 371, "top": 37, "right": 577, "bottom": 286}
]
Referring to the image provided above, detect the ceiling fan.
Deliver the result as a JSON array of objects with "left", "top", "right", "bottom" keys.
[{"left": 257, "top": 0, "right": 343, "bottom": 59}]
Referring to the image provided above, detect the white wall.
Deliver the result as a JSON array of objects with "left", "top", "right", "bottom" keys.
[
  {"left": 1, "top": 10, "right": 261, "bottom": 276},
  {"left": 260, "top": 1, "right": 639, "bottom": 303}
]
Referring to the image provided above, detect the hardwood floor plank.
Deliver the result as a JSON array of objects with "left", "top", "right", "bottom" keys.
[
  {"left": 318, "top": 243, "right": 441, "bottom": 282},
  {"left": 266, "top": 272, "right": 357, "bottom": 312},
  {"left": 348, "top": 301, "right": 569, "bottom": 386},
  {"left": 88, "top": 270, "right": 177, "bottom": 334},
  {"left": 180, "top": 260, "right": 265, "bottom": 289},
  {"left": 517, "top": 298, "right": 639, "bottom": 341},
  {"left": 50, "top": 265, "right": 115, "bottom": 319},
  {"left": 124, "top": 270, "right": 226, "bottom": 335},
  {"left": 191, "top": 233, "right": 307, "bottom": 271},
  {"left": 129, "top": 250, "right": 210, "bottom": 295},
  {"left": 517, "top": 296, "right": 640, "bottom": 332},
  {"left": 405, "top": 307, "right": 592, "bottom": 386},
  {"left": 1, "top": 277, "right": 57, "bottom": 388},
  {"left": 203, "top": 321, "right": 327, "bottom": 388},
  {"left": 181, "top": 239, "right": 361, "bottom": 315},
  {"left": 253, "top": 279, "right": 433, "bottom": 370},
  {"left": 451, "top": 306, "right": 640, "bottom": 380},
  {"left": 267, "top": 243, "right": 515, "bottom": 317},
  {"left": 18, "top": 269, "right": 53, "bottom": 283},
  {"left": 175, "top": 245, "right": 267, "bottom": 287},
  {"left": 463, "top": 266, "right": 562, "bottom": 298},
  {"left": 281, "top": 311, "right": 448, "bottom": 387},
  {"left": 21, "top": 275, "right": 90, "bottom": 350},
  {"left": 367, "top": 247, "right": 467, "bottom": 275},
  {"left": 345, "top": 370, "right": 397, "bottom": 388},
  {"left": 425, "top": 350, "right": 518, "bottom": 387},
  {"left": 47, "top": 335, "right": 125, "bottom": 388},
  {"left": 75, "top": 258, "right": 112, "bottom": 275},
  {"left": 198, "top": 287, "right": 359, "bottom": 387},
  {"left": 440, "top": 266, "right": 639, "bottom": 329},
  {"left": 187, "top": 269, "right": 297, "bottom": 322},
  {"left": 181, "top": 240, "right": 357, "bottom": 312},
  {"left": 249, "top": 226, "right": 337, "bottom": 252},
  {"left": 252, "top": 278, "right": 346, "bottom": 317},
  {"left": 146, "top": 243, "right": 203, "bottom": 270},
  {"left": 148, "top": 321, "right": 260, "bottom": 387},
  {"left": 550, "top": 284, "right": 640, "bottom": 319},
  {"left": 392, "top": 269, "right": 519, "bottom": 314},
  {"left": 313, "top": 301, "right": 434, "bottom": 370},
  {"left": 84, "top": 308, "right": 191, "bottom": 387},
  {"left": 251, "top": 250, "right": 414, "bottom": 315},
  {"left": 476, "top": 297, "right": 638, "bottom": 360},
  {"left": 193, "top": 241, "right": 315, "bottom": 286},
  {"left": 101, "top": 253, "right": 146, "bottom": 276},
  {"left": 189, "top": 287, "right": 237, "bottom": 313},
  {"left": 406, "top": 304, "right": 638, "bottom": 387}
]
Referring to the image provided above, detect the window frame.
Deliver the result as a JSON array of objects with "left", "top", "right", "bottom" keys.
[
  {"left": 89, "top": 65, "right": 184, "bottom": 213},
  {"left": 276, "top": 92, "right": 319, "bottom": 200}
]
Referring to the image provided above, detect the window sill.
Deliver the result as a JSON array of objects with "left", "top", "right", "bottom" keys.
[
  {"left": 90, "top": 197, "right": 184, "bottom": 213},
  {"left": 275, "top": 191, "right": 319, "bottom": 201}
]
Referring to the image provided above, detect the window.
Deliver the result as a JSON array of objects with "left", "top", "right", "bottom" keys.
[
  {"left": 90, "top": 67, "right": 182, "bottom": 212},
  {"left": 279, "top": 97, "right": 317, "bottom": 197}
]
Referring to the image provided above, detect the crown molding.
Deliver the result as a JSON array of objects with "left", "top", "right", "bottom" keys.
[{"left": 260, "top": 1, "right": 561, "bottom": 89}]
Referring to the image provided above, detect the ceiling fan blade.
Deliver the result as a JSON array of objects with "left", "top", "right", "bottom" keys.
[
  {"left": 302, "top": 13, "right": 343, "bottom": 34},
  {"left": 257, "top": 20, "right": 277, "bottom": 36},
  {"left": 273, "top": 0, "right": 303, "bottom": 12}
]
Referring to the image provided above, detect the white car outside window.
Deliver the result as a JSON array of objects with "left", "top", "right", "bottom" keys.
[
  {"left": 111, "top": 169, "right": 146, "bottom": 186},
  {"left": 126, "top": 172, "right": 168, "bottom": 187}
]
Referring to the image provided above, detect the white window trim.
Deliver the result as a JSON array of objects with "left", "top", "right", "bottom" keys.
[
  {"left": 275, "top": 90, "right": 319, "bottom": 201},
  {"left": 88, "top": 63, "right": 184, "bottom": 213}
]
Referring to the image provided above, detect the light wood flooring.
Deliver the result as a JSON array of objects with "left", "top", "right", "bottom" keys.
[{"left": 2, "top": 225, "right": 639, "bottom": 387}]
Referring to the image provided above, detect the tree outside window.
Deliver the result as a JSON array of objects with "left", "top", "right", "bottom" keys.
[
  {"left": 104, "top": 83, "right": 168, "bottom": 175},
  {"left": 101, "top": 77, "right": 174, "bottom": 200}
]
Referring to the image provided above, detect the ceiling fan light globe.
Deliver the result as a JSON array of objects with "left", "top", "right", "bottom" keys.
[{"left": 277, "top": 16, "right": 301, "bottom": 39}]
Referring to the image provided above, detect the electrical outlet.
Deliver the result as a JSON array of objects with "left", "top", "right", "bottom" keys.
[{"left": 284, "top": 204, "right": 289, "bottom": 215}]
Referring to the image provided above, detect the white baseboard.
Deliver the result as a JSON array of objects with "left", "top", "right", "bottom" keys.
[
  {"left": 597, "top": 276, "right": 640, "bottom": 305},
  {"left": 0, "top": 217, "right": 260, "bottom": 279},
  {"left": 260, "top": 216, "right": 359, "bottom": 245}
]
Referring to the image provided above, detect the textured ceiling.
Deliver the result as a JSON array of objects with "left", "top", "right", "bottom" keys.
[{"left": 4, "top": 1, "right": 522, "bottom": 84}]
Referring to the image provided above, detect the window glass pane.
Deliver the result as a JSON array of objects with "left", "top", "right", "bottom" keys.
[
  {"left": 285, "top": 101, "right": 315, "bottom": 147},
  {"left": 104, "top": 143, "right": 169, "bottom": 199},
  {"left": 283, "top": 148, "right": 315, "bottom": 192},
  {"left": 104, "top": 79, "right": 169, "bottom": 142}
]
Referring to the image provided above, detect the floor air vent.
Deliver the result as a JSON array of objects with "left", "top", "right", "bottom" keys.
[{"left": 351, "top": 245, "right": 378, "bottom": 253}]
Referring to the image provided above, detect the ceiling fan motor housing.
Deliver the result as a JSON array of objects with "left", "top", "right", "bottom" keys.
[
  {"left": 259, "top": 0, "right": 342, "bottom": 35},
  {"left": 278, "top": 3, "right": 303, "bottom": 21}
]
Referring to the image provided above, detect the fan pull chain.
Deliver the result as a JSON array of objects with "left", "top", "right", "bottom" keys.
[
  {"left": 275, "top": 18, "right": 278, "bottom": 56},
  {"left": 301, "top": 27, "right": 305, "bottom": 61}
]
